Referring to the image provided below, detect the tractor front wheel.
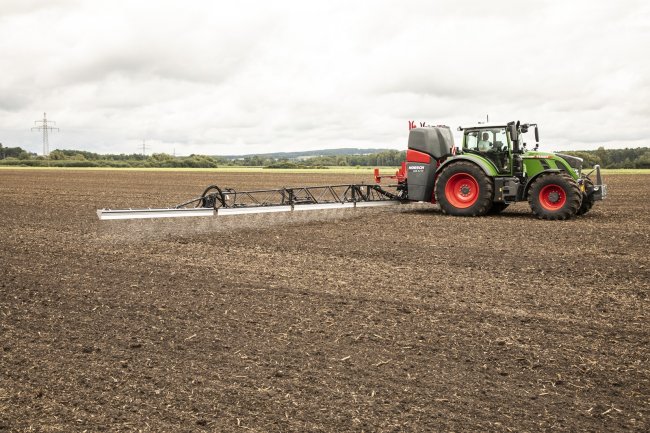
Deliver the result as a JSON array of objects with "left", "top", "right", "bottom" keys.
[
  {"left": 435, "top": 162, "right": 493, "bottom": 216},
  {"left": 528, "top": 173, "right": 581, "bottom": 220}
]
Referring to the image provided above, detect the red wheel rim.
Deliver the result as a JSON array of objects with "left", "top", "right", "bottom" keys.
[
  {"left": 539, "top": 184, "right": 566, "bottom": 210},
  {"left": 445, "top": 173, "right": 479, "bottom": 208}
]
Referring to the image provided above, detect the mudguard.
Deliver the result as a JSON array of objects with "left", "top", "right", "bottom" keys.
[{"left": 437, "top": 155, "right": 500, "bottom": 177}]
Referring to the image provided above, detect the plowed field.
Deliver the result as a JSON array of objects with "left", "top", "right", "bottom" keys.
[{"left": 1, "top": 169, "right": 648, "bottom": 432}]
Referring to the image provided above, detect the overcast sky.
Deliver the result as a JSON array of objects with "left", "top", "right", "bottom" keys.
[{"left": 1, "top": 0, "right": 649, "bottom": 156}]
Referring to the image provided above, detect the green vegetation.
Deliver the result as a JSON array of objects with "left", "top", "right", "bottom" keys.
[
  {"left": 225, "top": 147, "right": 390, "bottom": 159},
  {"left": 264, "top": 161, "right": 329, "bottom": 169},
  {"left": 0, "top": 143, "right": 648, "bottom": 169},
  {"left": 0, "top": 145, "right": 407, "bottom": 169},
  {"left": 560, "top": 147, "right": 650, "bottom": 169},
  {"left": 0, "top": 147, "right": 222, "bottom": 168},
  {"left": 0, "top": 144, "right": 34, "bottom": 160}
]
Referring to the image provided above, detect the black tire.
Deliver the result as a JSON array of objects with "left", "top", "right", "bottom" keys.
[
  {"left": 488, "top": 202, "right": 509, "bottom": 214},
  {"left": 576, "top": 179, "right": 595, "bottom": 216},
  {"left": 435, "top": 161, "right": 493, "bottom": 216},
  {"left": 528, "top": 173, "right": 581, "bottom": 220}
]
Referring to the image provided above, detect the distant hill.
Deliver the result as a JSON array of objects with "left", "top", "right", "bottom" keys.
[{"left": 217, "top": 148, "right": 394, "bottom": 160}]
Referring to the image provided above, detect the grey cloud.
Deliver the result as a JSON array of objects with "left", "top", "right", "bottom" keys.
[
  {"left": 0, "top": 0, "right": 648, "bottom": 155},
  {"left": 0, "top": 88, "right": 33, "bottom": 111}
]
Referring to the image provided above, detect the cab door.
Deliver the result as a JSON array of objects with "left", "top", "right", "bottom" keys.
[{"left": 463, "top": 128, "right": 512, "bottom": 174}]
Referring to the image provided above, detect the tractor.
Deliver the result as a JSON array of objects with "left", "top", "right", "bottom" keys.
[{"left": 382, "top": 121, "right": 607, "bottom": 220}]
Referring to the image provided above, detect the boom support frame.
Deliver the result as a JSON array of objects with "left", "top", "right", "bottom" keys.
[{"left": 98, "top": 183, "right": 405, "bottom": 220}]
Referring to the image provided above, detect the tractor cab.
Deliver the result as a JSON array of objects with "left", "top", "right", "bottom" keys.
[{"left": 460, "top": 124, "right": 512, "bottom": 174}]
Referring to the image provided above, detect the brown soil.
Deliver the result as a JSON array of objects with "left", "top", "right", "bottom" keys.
[{"left": 1, "top": 169, "right": 648, "bottom": 432}]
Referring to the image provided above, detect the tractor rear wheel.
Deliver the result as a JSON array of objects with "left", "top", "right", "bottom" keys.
[
  {"left": 528, "top": 173, "right": 581, "bottom": 220},
  {"left": 435, "top": 162, "right": 493, "bottom": 216},
  {"left": 576, "top": 179, "right": 595, "bottom": 215}
]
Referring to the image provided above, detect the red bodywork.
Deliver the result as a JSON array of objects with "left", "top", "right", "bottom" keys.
[
  {"left": 374, "top": 148, "right": 441, "bottom": 204},
  {"left": 374, "top": 162, "right": 406, "bottom": 184},
  {"left": 374, "top": 122, "right": 452, "bottom": 203},
  {"left": 373, "top": 149, "right": 432, "bottom": 183},
  {"left": 406, "top": 149, "right": 430, "bottom": 164}
]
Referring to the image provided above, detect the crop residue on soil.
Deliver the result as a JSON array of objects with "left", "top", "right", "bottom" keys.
[{"left": 1, "top": 169, "right": 648, "bottom": 432}]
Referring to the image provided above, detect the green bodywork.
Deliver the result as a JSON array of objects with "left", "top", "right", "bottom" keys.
[
  {"left": 452, "top": 151, "right": 580, "bottom": 179},
  {"left": 520, "top": 152, "right": 578, "bottom": 179},
  {"left": 439, "top": 153, "right": 501, "bottom": 176},
  {"left": 433, "top": 124, "right": 585, "bottom": 202},
  {"left": 451, "top": 127, "right": 579, "bottom": 180}
]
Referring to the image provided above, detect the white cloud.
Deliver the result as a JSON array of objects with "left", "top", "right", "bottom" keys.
[{"left": 1, "top": 0, "right": 648, "bottom": 155}]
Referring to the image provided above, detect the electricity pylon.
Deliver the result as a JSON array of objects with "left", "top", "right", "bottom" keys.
[{"left": 31, "top": 113, "right": 59, "bottom": 156}]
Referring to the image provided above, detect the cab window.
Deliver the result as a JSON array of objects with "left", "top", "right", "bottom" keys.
[
  {"left": 493, "top": 129, "right": 508, "bottom": 151},
  {"left": 464, "top": 132, "right": 479, "bottom": 150},
  {"left": 463, "top": 128, "right": 510, "bottom": 173}
]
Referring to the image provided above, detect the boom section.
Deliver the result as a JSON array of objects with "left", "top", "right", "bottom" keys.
[{"left": 98, "top": 184, "right": 404, "bottom": 220}]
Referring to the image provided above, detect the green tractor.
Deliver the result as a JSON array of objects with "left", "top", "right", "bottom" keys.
[{"left": 396, "top": 121, "right": 606, "bottom": 219}]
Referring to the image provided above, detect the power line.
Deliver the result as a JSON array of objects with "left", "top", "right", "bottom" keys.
[{"left": 31, "top": 112, "right": 59, "bottom": 156}]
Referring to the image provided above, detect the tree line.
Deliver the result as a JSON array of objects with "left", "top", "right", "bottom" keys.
[
  {"left": 0, "top": 145, "right": 407, "bottom": 168},
  {"left": 0, "top": 143, "right": 648, "bottom": 169},
  {"left": 561, "top": 147, "right": 650, "bottom": 169}
]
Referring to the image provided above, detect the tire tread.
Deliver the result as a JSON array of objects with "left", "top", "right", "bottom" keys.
[
  {"left": 435, "top": 161, "right": 493, "bottom": 217},
  {"left": 528, "top": 173, "right": 581, "bottom": 220}
]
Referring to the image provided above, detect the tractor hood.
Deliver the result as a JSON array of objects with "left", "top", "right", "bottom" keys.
[
  {"left": 522, "top": 151, "right": 582, "bottom": 176},
  {"left": 555, "top": 153, "right": 584, "bottom": 170}
]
